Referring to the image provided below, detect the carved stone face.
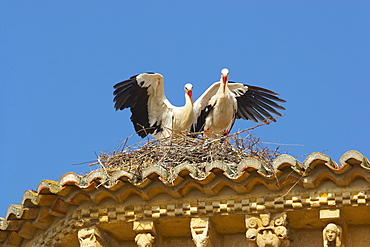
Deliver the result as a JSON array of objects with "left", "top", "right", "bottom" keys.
[
  {"left": 324, "top": 223, "right": 339, "bottom": 242},
  {"left": 325, "top": 229, "right": 337, "bottom": 242}
]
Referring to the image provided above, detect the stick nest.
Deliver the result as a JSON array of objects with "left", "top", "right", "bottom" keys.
[{"left": 94, "top": 127, "right": 283, "bottom": 181}]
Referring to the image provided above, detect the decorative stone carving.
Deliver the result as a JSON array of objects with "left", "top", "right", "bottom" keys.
[
  {"left": 323, "top": 223, "right": 342, "bottom": 247},
  {"left": 133, "top": 220, "right": 156, "bottom": 247},
  {"left": 135, "top": 233, "right": 155, "bottom": 247},
  {"left": 190, "top": 217, "right": 212, "bottom": 247},
  {"left": 77, "top": 225, "right": 120, "bottom": 247},
  {"left": 245, "top": 213, "right": 290, "bottom": 247},
  {"left": 78, "top": 226, "right": 104, "bottom": 247}
]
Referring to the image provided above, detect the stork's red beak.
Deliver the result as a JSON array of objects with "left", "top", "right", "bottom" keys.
[
  {"left": 188, "top": 90, "right": 193, "bottom": 104},
  {"left": 222, "top": 76, "right": 228, "bottom": 93},
  {"left": 222, "top": 76, "right": 227, "bottom": 84}
]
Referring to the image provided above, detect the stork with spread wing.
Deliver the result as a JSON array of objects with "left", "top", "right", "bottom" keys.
[
  {"left": 113, "top": 73, "right": 194, "bottom": 139},
  {"left": 192, "top": 68, "right": 286, "bottom": 137}
]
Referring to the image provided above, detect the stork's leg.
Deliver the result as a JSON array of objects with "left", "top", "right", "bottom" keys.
[
  {"left": 205, "top": 128, "right": 210, "bottom": 137},
  {"left": 222, "top": 130, "right": 231, "bottom": 144}
]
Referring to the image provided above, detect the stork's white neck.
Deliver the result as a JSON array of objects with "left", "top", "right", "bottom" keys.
[
  {"left": 185, "top": 90, "right": 193, "bottom": 106},
  {"left": 171, "top": 88, "right": 194, "bottom": 133},
  {"left": 220, "top": 75, "right": 228, "bottom": 94}
]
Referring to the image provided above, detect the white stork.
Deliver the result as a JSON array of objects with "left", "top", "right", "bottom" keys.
[
  {"left": 113, "top": 73, "right": 194, "bottom": 139},
  {"left": 192, "top": 68, "right": 286, "bottom": 137}
]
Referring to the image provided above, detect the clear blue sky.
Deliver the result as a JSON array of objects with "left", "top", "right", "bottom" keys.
[{"left": 1, "top": 2, "right": 369, "bottom": 216}]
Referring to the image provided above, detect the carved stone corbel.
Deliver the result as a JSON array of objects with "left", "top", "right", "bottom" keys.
[
  {"left": 323, "top": 223, "right": 342, "bottom": 247},
  {"left": 76, "top": 222, "right": 120, "bottom": 247},
  {"left": 190, "top": 217, "right": 215, "bottom": 247},
  {"left": 320, "top": 209, "right": 345, "bottom": 247},
  {"left": 135, "top": 233, "right": 155, "bottom": 247},
  {"left": 77, "top": 225, "right": 111, "bottom": 247},
  {"left": 133, "top": 220, "right": 156, "bottom": 247},
  {"left": 245, "top": 213, "right": 290, "bottom": 247}
]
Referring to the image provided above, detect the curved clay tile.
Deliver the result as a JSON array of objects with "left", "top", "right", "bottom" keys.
[{"left": 339, "top": 150, "right": 370, "bottom": 170}]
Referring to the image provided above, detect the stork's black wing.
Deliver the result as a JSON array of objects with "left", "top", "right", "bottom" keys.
[
  {"left": 191, "top": 104, "right": 213, "bottom": 133},
  {"left": 113, "top": 74, "right": 161, "bottom": 138},
  {"left": 231, "top": 82, "right": 286, "bottom": 123}
]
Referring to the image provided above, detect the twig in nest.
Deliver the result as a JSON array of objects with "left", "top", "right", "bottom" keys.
[{"left": 273, "top": 172, "right": 305, "bottom": 202}]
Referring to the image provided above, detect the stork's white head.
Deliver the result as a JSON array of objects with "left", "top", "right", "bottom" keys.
[
  {"left": 184, "top": 83, "right": 193, "bottom": 91},
  {"left": 184, "top": 83, "right": 193, "bottom": 103},
  {"left": 221, "top": 68, "right": 229, "bottom": 85},
  {"left": 221, "top": 68, "right": 229, "bottom": 76}
]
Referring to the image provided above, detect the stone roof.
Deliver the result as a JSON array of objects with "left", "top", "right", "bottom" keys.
[{"left": 0, "top": 150, "right": 369, "bottom": 246}]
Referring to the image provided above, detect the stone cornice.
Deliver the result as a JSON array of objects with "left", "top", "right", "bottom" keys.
[{"left": 0, "top": 150, "right": 369, "bottom": 246}]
